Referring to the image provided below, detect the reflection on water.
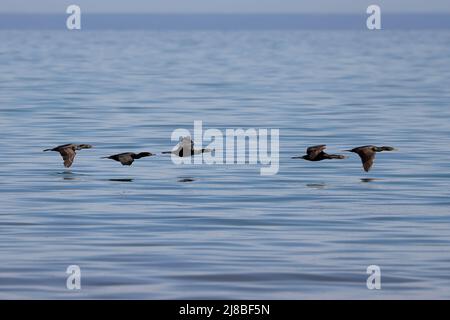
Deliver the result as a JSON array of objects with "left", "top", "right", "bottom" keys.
[
  {"left": 306, "top": 183, "right": 327, "bottom": 189},
  {"left": 360, "top": 178, "right": 382, "bottom": 183},
  {"left": 108, "top": 178, "right": 134, "bottom": 182},
  {"left": 55, "top": 170, "right": 88, "bottom": 181},
  {"left": 57, "top": 171, "right": 74, "bottom": 175},
  {"left": 1, "top": 30, "right": 450, "bottom": 299},
  {"left": 56, "top": 170, "right": 76, "bottom": 180}
]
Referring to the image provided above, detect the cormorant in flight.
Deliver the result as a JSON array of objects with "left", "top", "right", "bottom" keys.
[{"left": 43, "top": 144, "right": 92, "bottom": 168}]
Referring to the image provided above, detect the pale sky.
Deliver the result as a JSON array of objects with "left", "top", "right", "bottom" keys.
[{"left": 1, "top": 0, "right": 450, "bottom": 13}]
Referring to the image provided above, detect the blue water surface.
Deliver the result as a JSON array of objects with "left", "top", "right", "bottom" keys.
[{"left": 0, "top": 29, "right": 450, "bottom": 299}]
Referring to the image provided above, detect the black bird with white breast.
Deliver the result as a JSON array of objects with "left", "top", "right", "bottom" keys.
[
  {"left": 43, "top": 143, "right": 92, "bottom": 168},
  {"left": 344, "top": 145, "right": 396, "bottom": 172},
  {"left": 292, "top": 145, "right": 346, "bottom": 161},
  {"left": 102, "top": 152, "right": 154, "bottom": 166}
]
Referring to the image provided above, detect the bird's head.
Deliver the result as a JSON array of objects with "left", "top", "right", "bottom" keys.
[
  {"left": 375, "top": 146, "right": 397, "bottom": 152},
  {"left": 136, "top": 152, "right": 153, "bottom": 158},
  {"left": 77, "top": 144, "right": 93, "bottom": 150}
]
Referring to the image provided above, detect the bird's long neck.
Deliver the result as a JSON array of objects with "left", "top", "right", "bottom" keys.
[
  {"left": 375, "top": 146, "right": 393, "bottom": 152},
  {"left": 134, "top": 153, "right": 150, "bottom": 159},
  {"left": 326, "top": 154, "right": 345, "bottom": 159}
]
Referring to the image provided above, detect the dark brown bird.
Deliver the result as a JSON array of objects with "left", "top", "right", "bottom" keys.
[
  {"left": 345, "top": 145, "right": 396, "bottom": 172},
  {"left": 102, "top": 152, "right": 154, "bottom": 166},
  {"left": 43, "top": 144, "right": 92, "bottom": 168},
  {"left": 292, "top": 145, "right": 346, "bottom": 161},
  {"left": 162, "top": 136, "right": 212, "bottom": 157}
]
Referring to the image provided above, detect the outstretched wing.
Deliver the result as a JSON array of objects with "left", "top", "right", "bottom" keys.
[
  {"left": 180, "top": 136, "right": 194, "bottom": 149},
  {"left": 307, "top": 145, "right": 326, "bottom": 160},
  {"left": 59, "top": 147, "right": 76, "bottom": 168},
  {"left": 356, "top": 149, "right": 376, "bottom": 172}
]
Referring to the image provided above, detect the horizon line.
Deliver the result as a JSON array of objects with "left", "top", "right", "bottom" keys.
[
  {"left": 2, "top": 12, "right": 450, "bottom": 15},
  {"left": 2, "top": 13, "right": 450, "bottom": 30}
]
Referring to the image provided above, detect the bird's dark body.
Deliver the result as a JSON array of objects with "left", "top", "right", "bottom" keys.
[
  {"left": 302, "top": 153, "right": 344, "bottom": 161},
  {"left": 163, "top": 137, "right": 212, "bottom": 157},
  {"left": 293, "top": 145, "right": 345, "bottom": 162},
  {"left": 345, "top": 145, "right": 396, "bottom": 172},
  {"left": 103, "top": 152, "right": 153, "bottom": 166},
  {"left": 175, "top": 148, "right": 189, "bottom": 157},
  {"left": 43, "top": 143, "right": 92, "bottom": 168},
  {"left": 174, "top": 148, "right": 209, "bottom": 157}
]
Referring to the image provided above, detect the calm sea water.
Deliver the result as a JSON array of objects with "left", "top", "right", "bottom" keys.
[{"left": 1, "top": 30, "right": 450, "bottom": 299}]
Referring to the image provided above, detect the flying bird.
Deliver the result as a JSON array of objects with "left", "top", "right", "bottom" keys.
[
  {"left": 102, "top": 152, "right": 154, "bottom": 166},
  {"left": 162, "top": 136, "right": 213, "bottom": 157},
  {"left": 43, "top": 144, "right": 92, "bottom": 168},
  {"left": 345, "top": 145, "right": 396, "bottom": 172},
  {"left": 292, "top": 145, "right": 346, "bottom": 161}
]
